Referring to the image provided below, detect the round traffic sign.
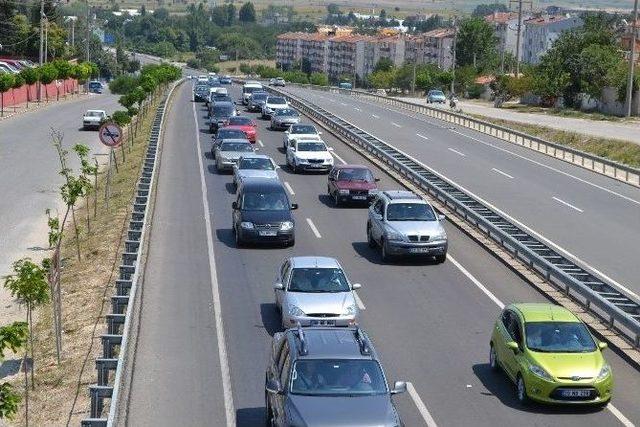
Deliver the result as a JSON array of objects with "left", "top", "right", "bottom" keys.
[{"left": 98, "top": 122, "right": 124, "bottom": 148}]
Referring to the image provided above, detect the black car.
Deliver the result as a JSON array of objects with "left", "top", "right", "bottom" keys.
[
  {"left": 209, "top": 101, "right": 237, "bottom": 133},
  {"left": 232, "top": 178, "right": 297, "bottom": 247},
  {"left": 247, "top": 92, "right": 269, "bottom": 112},
  {"left": 193, "top": 84, "right": 209, "bottom": 102},
  {"left": 219, "top": 76, "right": 232, "bottom": 84},
  {"left": 212, "top": 128, "right": 249, "bottom": 158},
  {"left": 208, "top": 94, "right": 234, "bottom": 114}
]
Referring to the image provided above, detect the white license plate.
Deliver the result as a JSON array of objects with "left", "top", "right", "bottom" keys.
[
  {"left": 352, "top": 196, "right": 367, "bottom": 200},
  {"left": 310, "top": 320, "right": 335, "bottom": 326},
  {"left": 561, "top": 390, "right": 591, "bottom": 398},
  {"left": 259, "top": 230, "right": 278, "bottom": 236},
  {"left": 309, "top": 164, "right": 324, "bottom": 168},
  {"left": 410, "top": 247, "right": 431, "bottom": 253}
]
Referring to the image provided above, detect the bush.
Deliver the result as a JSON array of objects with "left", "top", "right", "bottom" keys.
[
  {"left": 111, "top": 110, "right": 131, "bottom": 126},
  {"left": 186, "top": 58, "right": 201, "bottom": 69},
  {"left": 109, "top": 75, "right": 139, "bottom": 95},
  {"left": 310, "top": 72, "right": 329, "bottom": 86},
  {"left": 467, "top": 83, "right": 485, "bottom": 99},
  {"left": 206, "top": 64, "right": 220, "bottom": 73},
  {"left": 239, "top": 63, "right": 254, "bottom": 74},
  {"left": 282, "top": 70, "right": 308, "bottom": 84}
]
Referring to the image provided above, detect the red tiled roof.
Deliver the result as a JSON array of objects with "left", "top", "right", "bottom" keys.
[
  {"left": 422, "top": 28, "right": 455, "bottom": 38},
  {"left": 484, "top": 12, "right": 519, "bottom": 24}
]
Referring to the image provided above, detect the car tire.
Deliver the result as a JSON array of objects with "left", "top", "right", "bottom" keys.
[
  {"left": 333, "top": 192, "right": 340, "bottom": 207},
  {"left": 234, "top": 226, "right": 244, "bottom": 248},
  {"left": 435, "top": 253, "right": 447, "bottom": 264},
  {"left": 489, "top": 344, "right": 499, "bottom": 371},
  {"left": 367, "top": 225, "right": 376, "bottom": 248},
  {"left": 516, "top": 375, "right": 530, "bottom": 405},
  {"left": 381, "top": 239, "right": 392, "bottom": 263}
]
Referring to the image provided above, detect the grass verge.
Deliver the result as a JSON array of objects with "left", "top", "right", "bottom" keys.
[
  {"left": 500, "top": 103, "right": 637, "bottom": 123},
  {"left": 469, "top": 114, "right": 640, "bottom": 168},
  {"left": 5, "top": 95, "right": 163, "bottom": 427}
]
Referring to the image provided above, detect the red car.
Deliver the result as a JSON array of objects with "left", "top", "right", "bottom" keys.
[
  {"left": 327, "top": 164, "right": 379, "bottom": 206},
  {"left": 224, "top": 116, "right": 257, "bottom": 143}
]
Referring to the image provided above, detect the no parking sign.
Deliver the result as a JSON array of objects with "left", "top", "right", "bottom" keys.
[{"left": 98, "top": 123, "right": 124, "bottom": 148}]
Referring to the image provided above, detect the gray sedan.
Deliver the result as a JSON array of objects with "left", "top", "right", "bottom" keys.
[
  {"left": 213, "top": 139, "right": 254, "bottom": 172},
  {"left": 270, "top": 108, "right": 300, "bottom": 131}
]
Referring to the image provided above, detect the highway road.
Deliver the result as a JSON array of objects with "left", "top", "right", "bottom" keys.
[
  {"left": 123, "top": 81, "right": 640, "bottom": 426},
  {"left": 276, "top": 86, "right": 640, "bottom": 300}
]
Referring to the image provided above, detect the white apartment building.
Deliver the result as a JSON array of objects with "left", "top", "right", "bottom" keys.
[{"left": 523, "top": 15, "right": 583, "bottom": 64}]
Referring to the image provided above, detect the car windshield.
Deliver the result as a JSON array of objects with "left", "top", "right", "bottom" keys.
[
  {"left": 298, "top": 142, "right": 326, "bottom": 152},
  {"left": 337, "top": 168, "right": 373, "bottom": 182},
  {"left": 268, "top": 97, "right": 286, "bottom": 105},
  {"left": 386, "top": 203, "right": 435, "bottom": 221},
  {"left": 276, "top": 109, "right": 298, "bottom": 117},
  {"left": 252, "top": 93, "right": 268, "bottom": 101},
  {"left": 85, "top": 111, "right": 103, "bottom": 117},
  {"left": 220, "top": 142, "right": 253, "bottom": 152},
  {"left": 291, "top": 125, "right": 317, "bottom": 134},
  {"left": 243, "top": 86, "right": 262, "bottom": 94},
  {"left": 242, "top": 190, "right": 289, "bottom": 211},
  {"left": 430, "top": 90, "right": 444, "bottom": 97},
  {"left": 89, "top": 82, "right": 101, "bottom": 87},
  {"left": 229, "top": 117, "right": 252, "bottom": 125},
  {"left": 525, "top": 322, "right": 597, "bottom": 353},
  {"left": 291, "top": 360, "right": 387, "bottom": 396},
  {"left": 213, "top": 106, "right": 234, "bottom": 116},
  {"left": 217, "top": 129, "right": 246, "bottom": 139},
  {"left": 239, "top": 158, "right": 274, "bottom": 170},
  {"left": 288, "top": 268, "right": 350, "bottom": 293}
]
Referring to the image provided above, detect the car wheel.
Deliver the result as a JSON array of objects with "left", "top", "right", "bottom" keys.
[
  {"left": 367, "top": 225, "right": 376, "bottom": 248},
  {"left": 234, "top": 226, "right": 244, "bottom": 247},
  {"left": 516, "top": 375, "right": 530, "bottom": 405},
  {"left": 333, "top": 192, "right": 340, "bottom": 207},
  {"left": 489, "top": 344, "right": 499, "bottom": 371},
  {"left": 381, "top": 239, "right": 392, "bottom": 262},
  {"left": 435, "top": 253, "right": 447, "bottom": 264},
  {"left": 291, "top": 161, "right": 298, "bottom": 173}
]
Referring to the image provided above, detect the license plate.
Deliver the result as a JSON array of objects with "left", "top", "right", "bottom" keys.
[
  {"left": 561, "top": 390, "right": 591, "bottom": 398},
  {"left": 310, "top": 320, "right": 335, "bottom": 326},
  {"left": 309, "top": 164, "right": 323, "bottom": 168},
  {"left": 410, "top": 247, "right": 431, "bottom": 253},
  {"left": 352, "top": 195, "right": 367, "bottom": 200},
  {"left": 259, "top": 230, "right": 277, "bottom": 236}
]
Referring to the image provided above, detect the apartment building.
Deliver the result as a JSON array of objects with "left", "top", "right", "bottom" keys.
[
  {"left": 276, "top": 32, "right": 304, "bottom": 69},
  {"left": 522, "top": 14, "right": 583, "bottom": 64},
  {"left": 417, "top": 28, "right": 455, "bottom": 70},
  {"left": 327, "top": 35, "right": 375, "bottom": 81},
  {"left": 485, "top": 12, "right": 529, "bottom": 61}
]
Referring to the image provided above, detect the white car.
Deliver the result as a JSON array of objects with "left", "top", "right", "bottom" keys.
[
  {"left": 82, "top": 109, "right": 107, "bottom": 130},
  {"left": 282, "top": 123, "right": 323, "bottom": 150},
  {"left": 242, "top": 82, "right": 263, "bottom": 105},
  {"left": 261, "top": 95, "right": 289, "bottom": 119},
  {"left": 232, "top": 154, "right": 280, "bottom": 191},
  {"left": 286, "top": 138, "right": 334, "bottom": 173}
]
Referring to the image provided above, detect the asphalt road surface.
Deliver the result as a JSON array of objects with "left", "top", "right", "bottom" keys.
[
  {"left": 277, "top": 86, "right": 640, "bottom": 301},
  {"left": 123, "top": 82, "right": 640, "bottom": 427}
]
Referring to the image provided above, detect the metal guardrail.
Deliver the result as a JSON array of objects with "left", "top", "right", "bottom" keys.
[
  {"left": 284, "top": 83, "right": 640, "bottom": 188},
  {"left": 80, "top": 79, "right": 183, "bottom": 427},
  {"left": 267, "top": 85, "right": 640, "bottom": 349}
]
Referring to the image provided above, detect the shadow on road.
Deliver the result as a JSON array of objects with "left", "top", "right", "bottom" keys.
[
  {"left": 236, "top": 407, "right": 266, "bottom": 427},
  {"left": 260, "top": 303, "right": 282, "bottom": 336},
  {"left": 351, "top": 242, "right": 440, "bottom": 266}
]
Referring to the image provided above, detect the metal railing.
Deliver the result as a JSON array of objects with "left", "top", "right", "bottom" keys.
[
  {"left": 268, "top": 85, "right": 640, "bottom": 349},
  {"left": 81, "top": 79, "right": 183, "bottom": 427},
  {"left": 284, "top": 83, "right": 640, "bottom": 188}
]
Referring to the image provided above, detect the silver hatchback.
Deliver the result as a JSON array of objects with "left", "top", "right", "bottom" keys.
[{"left": 274, "top": 256, "right": 361, "bottom": 329}]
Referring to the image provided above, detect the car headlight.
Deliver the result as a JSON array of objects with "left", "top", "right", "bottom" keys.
[
  {"left": 597, "top": 364, "right": 611, "bottom": 381},
  {"left": 280, "top": 221, "right": 294, "bottom": 231},
  {"left": 338, "top": 189, "right": 350, "bottom": 195},
  {"left": 240, "top": 222, "right": 254, "bottom": 229},
  {"left": 386, "top": 229, "right": 404, "bottom": 242},
  {"left": 288, "top": 305, "right": 305, "bottom": 317},
  {"left": 432, "top": 229, "right": 447, "bottom": 240},
  {"left": 324, "top": 158, "right": 334, "bottom": 164},
  {"left": 343, "top": 304, "right": 357, "bottom": 316},
  {"left": 529, "top": 364, "right": 553, "bottom": 381}
]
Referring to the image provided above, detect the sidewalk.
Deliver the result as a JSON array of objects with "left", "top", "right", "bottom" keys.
[{"left": 402, "top": 97, "right": 640, "bottom": 145}]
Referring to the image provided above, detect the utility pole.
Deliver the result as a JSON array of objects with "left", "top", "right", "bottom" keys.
[
  {"left": 38, "top": 0, "right": 44, "bottom": 102},
  {"left": 450, "top": 17, "right": 457, "bottom": 95},
  {"left": 625, "top": 0, "right": 639, "bottom": 117},
  {"left": 44, "top": 19, "right": 48, "bottom": 63},
  {"left": 510, "top": 0, "right": 532, "bottom": 77},
  {"left": 86, "top": 0, "right": 91, "bottom": 63}
]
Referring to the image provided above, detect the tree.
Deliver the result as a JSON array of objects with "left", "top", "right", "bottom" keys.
[
  {"left": 374, "top": 58, "right": 394, "bottom": 73},
  {"left": 52, "top": 60, "right": 73, "bottom": 100},
  {"left": 368, "top": 70, "right": 395, "bottom": 89},
  {"left": 379, "top": 9, "right": 387, "bottom": 20},
  {"left": 38, "top": 63, "right": 59, "bottom": 101},
  {"left": 578, "top": 44, "right": 621, "bottom": 99},
  {"left": 0, "top": 321, "right": 28, "bottom": 421},
  {"left": 239, "top": 2, "right": 256, "bottom": 23},
  {"left": 310, "top": 72, "right": 329, "bottom": 86},
  {"left": 472, "top": 3, "right": 509, "bottom": 17},
  {"left": 327, "top": 3, "right": 340, "bottom": 15},
  {"left": 0, "top": 73, "right": 15, "bottom": 117},
  {"left": 456, "top": 17, "right": 497, "bottom": 70}
]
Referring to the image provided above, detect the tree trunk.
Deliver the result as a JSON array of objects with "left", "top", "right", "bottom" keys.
[
  {"left": 71, "top": 207, "right": 81, "bottom": 261},
  {"left": 28, "top": 306, "right": 35, "bottom": 390},
  {"left": 94, "top": 159, "right": 99, "bottom": 219},
  {"left": 85, "top": 196, "right": 91, "bottom": 234}
]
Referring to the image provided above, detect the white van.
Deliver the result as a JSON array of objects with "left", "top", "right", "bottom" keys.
[{"left": 242, "top": 82, "right": 263, "bottom": 105}]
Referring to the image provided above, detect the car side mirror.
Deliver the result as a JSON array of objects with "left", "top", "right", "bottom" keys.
[
  {"left": 273, "top": 282, "right": 284, "bottom": 290},
  {"left": 327, "top": 147, "right": 334, "bottom": 151},
  {"left": 391, "top": 381, "right": 407, "bottom": 395},
  {"left": 374, "top": 178, "right": 380, "bottom": 182},
  {"left": 291, "top": 147, "right": 296, "bottom": 152},
  {"left": 318, "top": 132, "right": 323, "bottom": 135},
  {"left": 352, "top": 283, "right": 362, "bottom": 290},
  {"left": 438, "top": 214, "right": 446, "bottom": 222},
  {"left": 232, "top": 201, "right": 238, "bottom": 210},
  {"left": 506, "top": 341, "right": 520, "bottom": 353},
  {"left": 598, "top": 341, "right": 608, "bottom": 350},
  {"left": 291, "top": 203, "right": 299, "bottom": 210},
  {"left": 266, "top": 379, "right": 283, "bottom": 394}
]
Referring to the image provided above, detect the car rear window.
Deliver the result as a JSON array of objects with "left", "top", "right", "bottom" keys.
[
  {"left": 337, "top": 168, "right": 373, "bottom": 182},
  {"left": 267, "top": 97, "right": 286, "bottom": 105},
  {"left": 239, "top": 158, "right": 274, "bottom": 170},
  {"left": 228, "top": 117, "right": 252, "bottom": 125},
  {"left": 291, "top": 125, "right": 316, "bottom": 134},
  {"left": 213, "top": 105, "right": 234, "bottom": 116},
  {"left": 221, "top": 142, "right": 253, "bottom": 152},
  {"left": 275, "top": 109, "right": 298, "bottom": 116},
  {"left": 217, "top": 129, "right": 246, "bottom": 139}
]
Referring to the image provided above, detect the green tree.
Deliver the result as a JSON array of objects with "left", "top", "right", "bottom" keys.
[
  {"left": 327, "top": 3, "right": 341, "bottom": 15},
  {"left": 578, "top": 44, "right": 621, "bottom": 99},
  {"left": 374, "top": 57, "right": 394, "bottom": 73},
  {"left": 19, "top": 67, "right": 39, "bottom": 106},
  {"left": 472, "top": 3, "right": 509, "bottom": 17},
  {"left": 368, "top": 70, "right": 395, "bottom": 89},
  {"left": 0, "top": 321, "right": 28, "bottom": 421},
  {"left": 310, "top": 72, "right": 329, "bottom": 86},
  {"left": 239, "top": 2, "right": 256, "bottom": 23},
  {"left": 0, "top": 73, "right": 15, "bottom": 117},
  {"left": 38, "top": 63, "right": 59, "bottom": 101},
  {"left": 456, "top": 16, "right": 497, "bottom": 70}
]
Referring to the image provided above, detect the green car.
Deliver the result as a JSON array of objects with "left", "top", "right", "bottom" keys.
[{"left": 490, "top": 303, "right": 612, "bottom": 406}]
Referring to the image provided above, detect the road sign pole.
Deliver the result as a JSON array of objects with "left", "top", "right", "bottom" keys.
[{"left": 105, "top": 148, "right": 112, "bottom": 210}]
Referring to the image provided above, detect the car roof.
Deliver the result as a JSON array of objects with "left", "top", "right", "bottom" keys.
[
  {"left": 240, "top": 178, "right": 287, "bottom": 191},
  {"left": 289, "top": 256, "right": 340, "bottom": 269},
  {"left": 381, "top": 190, "right": 423, "bottom": 202},
  {"left": 220, "top": 138, "right": 251, "bottom": 144},
  {"left": 288, "top": 327, "right": 376, "bottom": 360},
  {"left": 511, "top": 303, "right": 580, "bottom": 323}
]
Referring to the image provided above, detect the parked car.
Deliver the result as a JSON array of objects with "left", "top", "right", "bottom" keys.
[
  {"left": 247, "top": 91, "right": 269, "bottom": 112},
  {"left": 282, "top": 123, "right": 322, "bottom": 150},
  {"left": 232, "top": 178, "right": 297, "bottom": 247},
  {"left": 209, "top": 101, "right": 237, "bottom": 133},
  {"left": 286, "top": 138, "right": 334, "bottom": 173},
  {"left": 224, "top": 116, "right": 257, "bottom": 143},
  {"left": 88, "top": 81, "right": 103, "bottom": 94},
  {"left": 270, "top": 108, "right": 300, "bottom": 130},
  {"left": 327, "top": 165, "right": 379, "bottom": 206},
  {"left": 426, "top": 89, "right": 446, "bottom": 104},
  {"left": 271, "top": 77, "right": 285, "bottom": 87},
  {"left": 265, "top": 326, "right": 406, "bottom": 427},
  {"left": 211, "top": 128, "right": 249, "bottom": 159},
  {"left": 261, "top": 96, "right": 289, "bottom": 119},
  {"left": 367, "top": 190, "right": 448, "bottom": 263},
  {"left": 213, "top": 139, "right": 254, "bottom": 172},
  {"left": 82, "top": 109, "right": 107, "bottom": 130},
  {"left": 242, "top": 81, "right": 264, "bottom": 105},
  {"left": 338, "top": 82, "right": 353, "bottom": 90},
  {"left": 232, "top": 154, "right": 279, "bottom": 190},
  {"left": 274, "top": 256, "right": 361, "bottom": 329},
  {"left": 490, "top": 303, "right": 612, "bottom": 406}
]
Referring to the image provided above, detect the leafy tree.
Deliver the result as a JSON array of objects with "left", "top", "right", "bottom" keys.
[
  {"left": 0, "top": 321, "right": 27, "bottom": 421},
  {"left": 310, "top": 72, "right": 329, "bottom": 86},
  {"left": 0, "top": 73, "right": 15, "bottom": 117},
  {"left": 578, "top": 44, "right": 621, "bottom": 99},
  {"left": 374, "top": 58, "right": 394, "bottom": 73},
  {"left": 379, "top": 9, "right": 387, "bottom": 20},
  {"left": 239, "top": 2, "right": 256, "bottom": 23},
  {"left": 473, "top": 3, "right": 509, "bottom": 17},
  {"left": 38, "top": 63, "right": 59, "bottom": 101},
  {"left": 456, "top": 17, "right": 497, "bottom": 70},
  {"left": 368, "top": 70, "right": 395, "bottom": 89},
  {"left": 111, "top": 110, "right": 131, "bottom": 127},
  {"left": 327, "top": 3, "right": 341, "bottom": 15}
]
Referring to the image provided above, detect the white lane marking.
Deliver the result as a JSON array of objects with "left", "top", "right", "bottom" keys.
[
  {"left": 416, "top": 133, "right": 430, "bottom": 140},
  {"left": 353, "top": 290, "right": 366, "bottom": 310},
  {"left": 340, "top": 102, "right": 347, "bottom": 106},
  {"left": 306, "top": 218, "right": 322, "bottom": 238},
  {"left": 450, "top": 129, "right": 640, "bottom": 207},
  {"left": 192, "top": 102, "right": 236, "bottom": 426},
  {"left": 354, "top": 107, "right": 362, "bottom": 112},
  {"left": 607, "top": 403, "right": 636, "bottom": 427},
  {"left": 406, "top": 382, "right": 439, "bottom": 427},
  {"left": 284, "top": 181, "right": 295, "bottom": 196},
  {"left": 553, "top": 196, "right": 584, "bottom": 213},
  {"left": 448, "top": 255, "right": 505, "bottom": 309},
  {"left": 372, "top": 114, "right": 380, "bottom": 119},
  {"left": 328, "top": 99, "right": 336, "bottom": 103},
  {"left": 257, "top": 140, "right": 264, "bottom": 147},
  {"left": 391, "top": 122, "right": 402, "bottom": 128},
  {"left": 330, "top": 150, "right": 347, "bottom": 165},
  {"left": 491, "top": 168, "right": 514, "bottom": 179},
  {"left": 447, "top": 147, "right": 466, "bottom": 157}
]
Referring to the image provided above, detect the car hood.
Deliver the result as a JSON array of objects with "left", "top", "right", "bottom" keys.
[
  {"left": 295, "top": 151, "right": 332, "bottom": 160},
  {"left": 387, "top": 220, "right": 443, "bottom": 237},
  {"left": 274, "top": 115, "right": 299, "bottom": 121},
  {"left": 286, "top": 291, "right": 355, "bottom": 314},
  {"left": 530, "top": 350, "right": 604, "bottom": 379},
  {"left": 286, "top": 394, "right": 397, "bottom": 427},
  {"left": 335, "top": 181, "right": 376, "bottom": 191},
  {"left": 289, "top": 134, "right": 320, "bottom": 141},
  {"left": 220, "top": 151, "right": 252, "bottom": 160},
  {"left": 237, "top": 170, "right": 278, "bottom": 180},
  {"left": 240, "top": 209, "right": 292, "bottom": 224}
]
